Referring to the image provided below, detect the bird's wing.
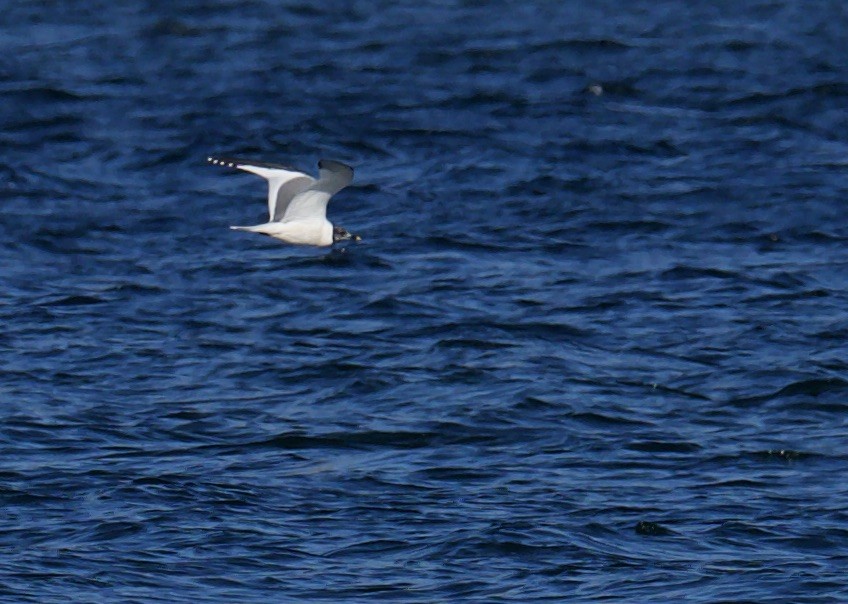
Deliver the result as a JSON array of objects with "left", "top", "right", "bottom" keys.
[
  {"left": 207, "top": 156, "right": 315, "bottom": 221},
  {"left": 282, "top": 159, "right": 354, "bottom": 222}
]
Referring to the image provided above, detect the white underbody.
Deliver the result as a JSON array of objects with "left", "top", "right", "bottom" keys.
[{"left": 231, "top": 219, "right": 334, "bottom": 246}]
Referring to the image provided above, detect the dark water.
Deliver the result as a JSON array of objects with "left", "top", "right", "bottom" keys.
[{"left": 2, "top": 1, "right": 848, "bottom": 601}]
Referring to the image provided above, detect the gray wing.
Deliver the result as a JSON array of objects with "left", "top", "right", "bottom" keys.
[
  {"left": 282, "top": 159, "right": 354, "bottom": 222},
  {"left": 208, "top": 156, "right": 315, "bottom": 221}
]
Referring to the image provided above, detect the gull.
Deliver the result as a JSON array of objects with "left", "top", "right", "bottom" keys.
[{"left": 207, "top": 156, "right": 360, "bottom": 246}]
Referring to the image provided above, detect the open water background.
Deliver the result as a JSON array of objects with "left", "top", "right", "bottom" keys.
[{"left": 2, "top": 1, "right": 848, "bottom": 601}]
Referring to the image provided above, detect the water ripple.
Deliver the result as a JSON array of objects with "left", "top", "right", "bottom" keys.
[{"left": 1, "top": 0, "right": 847, "bottom": 601}]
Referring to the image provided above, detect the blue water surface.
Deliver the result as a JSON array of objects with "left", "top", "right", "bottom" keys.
[{"left": 2, "top": 1, "right": 848, "bottom": 601}]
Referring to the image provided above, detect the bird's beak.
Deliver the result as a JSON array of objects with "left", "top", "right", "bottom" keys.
[{"left": 353, "top": 234, "right": 362, "bottom": 242}]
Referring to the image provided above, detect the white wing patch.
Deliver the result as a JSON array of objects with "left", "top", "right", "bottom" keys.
[
  {"left": 282, "top": 159, "right": 354, "bottom": 222},
  {"left": 283, "top": 189, "right": 333, "bottom": 222},
  {"left": 207, "top": 157, "right": 315, "bottom": 221}
]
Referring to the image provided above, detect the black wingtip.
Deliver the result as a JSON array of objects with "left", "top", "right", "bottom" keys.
[
  {"left": 207, "top": 156, "right": 239, "bottom": 169},
  {"left": 208, "top": 156, "right": 299, "bottom": 171}
]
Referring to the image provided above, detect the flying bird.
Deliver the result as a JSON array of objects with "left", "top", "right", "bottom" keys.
[{"left": 208, "top": 156, "right": 360, "bottom": 246}]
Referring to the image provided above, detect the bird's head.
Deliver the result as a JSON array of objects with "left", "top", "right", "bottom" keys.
[{"left": 333, "top": 226, "right": 361, "bottom": 243}]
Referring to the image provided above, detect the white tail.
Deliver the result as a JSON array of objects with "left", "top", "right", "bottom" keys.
[{"left": 229, "top": 223, "right": 282, "bottom": 236}]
